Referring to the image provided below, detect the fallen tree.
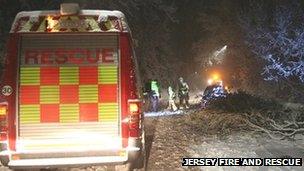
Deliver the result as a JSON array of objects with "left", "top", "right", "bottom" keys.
[
  {"left": 244, "top": 109, "right": 304, "bottom": 140},
  {"left": 189, "top": 92, "right": 304, "bottom": 140}
]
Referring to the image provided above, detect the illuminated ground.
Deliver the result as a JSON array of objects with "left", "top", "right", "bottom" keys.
[
  {"left": 145, "top": 110, "right": 304, "bottom": 171},
  {"left": 1, "top": 109, "right": 303, "bottom": 171}
]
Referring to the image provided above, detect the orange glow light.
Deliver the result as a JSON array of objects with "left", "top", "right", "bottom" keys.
[
  {"left": 0, "top": 106, "right": 7, "bottom": 116},
  {"left": 212, "top": 73, "right": 220, "bottom": 80},
  {"left": 129, "top": 103, "right": 139, "bottom": 114},
  {"left": 47, "top": 16, "right": 55, "bottom": 30}
]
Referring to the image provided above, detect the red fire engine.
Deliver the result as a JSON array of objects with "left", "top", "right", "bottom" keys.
[{"left": 0, "top": 3, "right": 145, "bottom": 170}]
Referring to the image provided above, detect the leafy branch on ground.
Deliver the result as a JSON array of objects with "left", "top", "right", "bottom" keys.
[{"left": 188, "top": 92, "right": 304, "bottom": 140}]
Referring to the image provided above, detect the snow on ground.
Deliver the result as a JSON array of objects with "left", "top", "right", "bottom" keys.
[
  {"left": 144, "top": 110, "right": 184, "bottom": 117},
  {"left": 1, "top": 109, "right": 303, "bottom": 171},
  {"left": 186, "top": 132, "right": 304, "bottom": 171},
  {"left": 146, "top": 108, "right": 304, "bottom": 171},
  {"left": 188, "top": 133, "right": 258, "bottom": 158}
]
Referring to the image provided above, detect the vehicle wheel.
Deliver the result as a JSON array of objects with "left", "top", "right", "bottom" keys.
[
  {"left": 0, "top": 156, "right": 9, "bottom": 166},
  {"left": 132, "top": 146, "right": 146, "bottom": 170},
  {"left": 117, "top": 122, "right": 147, "bottom": 171},
  {"left": 132, "top": 131, "right": 146, "bottom": 170}
]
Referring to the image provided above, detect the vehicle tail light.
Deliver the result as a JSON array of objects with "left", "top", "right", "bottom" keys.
[
  {"left": 0, "top": 103, "right": 8, "bottom": 141},
  {"left": 0, "top": 105, "right": 7, "bottom": 116},
  {"left": 129, "top": 103, "right": 140, "bottom": 115},
  {"left": 128, "top": 100, "right": 142, "bottom": 137}
]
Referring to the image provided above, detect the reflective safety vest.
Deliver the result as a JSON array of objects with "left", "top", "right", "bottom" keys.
[
  {"left": 168, "top": 87, "right": 175, "bottom": 100},
  {"left": 151, "top": 81, "right": 160, "bottom": 97}
]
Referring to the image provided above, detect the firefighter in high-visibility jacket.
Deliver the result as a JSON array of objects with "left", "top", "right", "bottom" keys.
[
  {"left": 178, "top": 77, "right": 190, "bottom": 109},
  {"left": 150, "top": 80, "right": 160, "bottom": 112},
  {"left": 167, "top": 86, "right": 177, "bottom": 111}
]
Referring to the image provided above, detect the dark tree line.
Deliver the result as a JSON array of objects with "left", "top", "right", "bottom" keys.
[{"left": 0, "top": 0, "right": 303, "bottom": 102}]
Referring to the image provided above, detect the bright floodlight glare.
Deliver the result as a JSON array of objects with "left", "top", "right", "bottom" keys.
[
  {"left": 223, "top": 45, "right": 227, "bottom": 50},
  {"left": 213, "top": 45, "right": 227, "bottom": 57},
  {"left": 207, "top": 79, "right": 213, "bottom": 85},
  {"left": 212, "top": 73, "right": 219, "bottom": 80},
  {"left": 218, "top": 45, "right": 227, "bottom": 55}
]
